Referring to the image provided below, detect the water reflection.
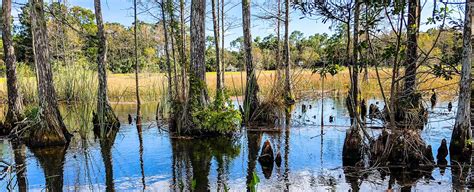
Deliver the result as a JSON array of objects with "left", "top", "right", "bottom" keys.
[
  {"left": 137, "top": 117, "right": 146, "bottom": 190},
  {"left": 96, "top": 124, "right": 118, "bottom": 192},
  {"left": 30, "top": 145, "right": 67, "bottom": 191},
  {"left": 171, "top": 136, "right": 240, "bottom": 191},
  {"left": 246, "top": 131, "right": 262, "bottom": 191},
  {"left": 12, "top": 142, "right": 27, "bottom": 192},
  {"left": 0, "top": 98, "right": 470, "bottom": 191}
]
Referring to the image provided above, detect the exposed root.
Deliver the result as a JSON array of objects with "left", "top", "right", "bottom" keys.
[
  {"left": 370, "top": 129, "right": 434, "bottom": 168},
  {"left": 342, "top": 128, "right": 364, "bottom": 166}
]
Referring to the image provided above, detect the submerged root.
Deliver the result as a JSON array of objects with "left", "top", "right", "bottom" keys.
[
  {"left": 370, "top": 129, "right": 434, "bottom": 167},
  {"left": 342, "top": 128, "right": 364, "bottom": 166}
]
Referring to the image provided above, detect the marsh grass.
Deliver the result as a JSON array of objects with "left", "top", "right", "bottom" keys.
[{"left": 0, "top": 66, "right": 459, "bottom": 104}]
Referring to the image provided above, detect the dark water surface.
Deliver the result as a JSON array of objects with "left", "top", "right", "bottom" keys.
[{"left": 0, "top": 98, "right": 468, "bottom": 191}]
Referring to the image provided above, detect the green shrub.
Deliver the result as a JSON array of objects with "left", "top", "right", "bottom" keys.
[{"left": 193, "top": 93, "right": 241, "bottom": 135}]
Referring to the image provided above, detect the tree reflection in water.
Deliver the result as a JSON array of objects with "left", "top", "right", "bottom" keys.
[
  {"left": 12, "top": 142, "right": 27, "bottom": 192},
  {"left": 29, "top": 145, "right": 68, "bottom": 191},
  {"left": 170, "top": 136, "right": 240, "bottom": 191}
]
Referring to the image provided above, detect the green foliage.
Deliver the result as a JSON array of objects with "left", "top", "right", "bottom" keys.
[
  {"left": 192, "top": 92, "right": 241, "bottom": 135},
  {"left": 24, "top": 105, "right": 39, "bottom": 120},
  {"left": 314, "top": 64, "right": 343, "bottom": 77},
  {"left": 248, "top": 171, "right": 260, "bottom": 192},
  {"left": 191, "top": 179, "right": 196, "bottom": 190}
]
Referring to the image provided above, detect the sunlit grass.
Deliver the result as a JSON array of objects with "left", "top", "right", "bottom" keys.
[{"left": 0, "top": 67, "right": 460, "bottom": 103}]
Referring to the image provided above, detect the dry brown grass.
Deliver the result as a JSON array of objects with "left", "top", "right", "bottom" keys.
[{"left": 0, "top": 67, "right": 460, "bottom": 103}]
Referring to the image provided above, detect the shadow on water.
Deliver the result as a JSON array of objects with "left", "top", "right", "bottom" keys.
[{"left": 29, "top": 145, "right": 68, "bottom": 191}]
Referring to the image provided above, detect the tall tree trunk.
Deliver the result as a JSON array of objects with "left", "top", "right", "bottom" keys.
[
  {"left": 28, "top": 0, "right": 71, "bottom": 146},
  {"left": 94, "top": 0, "right": 119, "bottom": 135},
  {"left": 471, "top": 0, "right": 474, "bottom": 141},
  {"left": 212, "top": 0, "right": 223, "bottom": 98},
  {"left": 134, "top": 0, "right": 141, "bottom": 118},
  {"left": 276, "top": 0, "right": 281, "bottom": 82},
  {"left": 179, "top": 0, "right": 187, "bottom": 101},
  {"left": 403, "top": 0, "right": 420, "bottom": 100},
  {"left": 449, "top": 0, "right": 472, "bottom": 161},
  {"left": 283, "top": 0, "right": 293, "bottom": 104},
  {"left": 2, "top": 0, "right": 23, "bottom": 133},
  {"left": 242, "top": 0, "right": 260, "bottom": 123},
  {"left": 186, "top": 0, "right": 208, "bottom": 129},
  {"left": 168, "top": 1, "right": 180, "bottom": 100},
  {"left": 349, "top": 0, "right": 360, "bottom": 125},
  {"left": 161, "top": 0, "right": 173, "bottom": 100},
  {"left": 221, "top": 0, "right": 225, "bottom": 87}
]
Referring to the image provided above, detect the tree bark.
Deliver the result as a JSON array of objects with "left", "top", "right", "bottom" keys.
[
  {"left": 283, "top": 0, "right": 293, "bottom": 104},
  {"left": 186, "top": 0, "right": 208, "bottom": 129},
  {"left": 168, "top": 1, "right": 180, "bottom": 100},
  {"left": 276, "top": 0, "right": 282, "bottom": 81},
  {"left": 161, "top": 0, "right": 173, "bottom": 102},
  {"left": 471, "top": 0, "right": 474, "bottom": 137},
  {"left": 179, "top": 0, "right": 187, "bottom": 101},
  {"left": 94, "top": 0, "right": 119, "bottom": 134},
  {"left": 242, "top": 0, "right": 260, "bottom": 123},
  {"left": 2, "top": 0, "right": 23, "bottom": 133},
  {"left": 221, "top": 0, "right": 225, "bottom": 87},
  {"left": 403, "top": 0, "right": 420, "bottom": 100},
  {"left": 212, "top": 0, "right": 223, "bottom": 97},
  {"left": 29, "top": 0, "right": 71, "bottom": 146},
  {"left": 349, "top": 0, "right": 360, "bottom": 125},
  {"left": 134, "top": 0, "right": 141, "bottom": 118},
  {"left": 449, "top": 0, "right": 472, "bottom": 161}
]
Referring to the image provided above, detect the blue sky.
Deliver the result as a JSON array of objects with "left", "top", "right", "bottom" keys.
[
  {"left": 66, "top": 0, "right": 334, "bottom": 48},
  {"left": 11, "top": 0, "right": 461, "bottom": 48}
]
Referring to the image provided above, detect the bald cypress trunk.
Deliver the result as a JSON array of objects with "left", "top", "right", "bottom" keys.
[
  {"left": 94, "top": 0, "right": 119, "bottom": 135},
  {"left": 242, "top": 0, "right": 260, "bottom": 123},
  {"left": 403, "top": 0, "right": 420, "bottom": 99},
  {"left": 134, "top": 0, "right": 141, "bottom": 119},
  {"left": 186, "top": 0, "right": 208, "bottom": 131},
  {"left": 275, "top": 0, "right": 282, "bottom": 82},
  {"left": 28, "top": 0, "right": 71, "bottom": 146},
  {"left": 470, "top": 0, "right": 474, "bottom": 144},
  {"left": 2, "top": 0, "right": 23, "bottom": 134},
  {"left": 283, "top": 0, "right": 293, "bottom": 104},
  {"left": 212, "top": 0, "right": 223, "bottom": 97},
  {"left": 349, "top": 0, "right": 360, "bottom": 124},
  {"left": 449, "top": 0, "right": 472, "bottom": 161},
  {"left": 179, "top": 0, "right": 187, "bottom": 101},
  {"left": 221, "top": 0, "right": 225, "bottom": 87}
]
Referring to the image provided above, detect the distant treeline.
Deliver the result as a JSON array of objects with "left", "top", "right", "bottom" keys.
[{"left": 0, "top": 2, "right": 463, "bottom": 74}]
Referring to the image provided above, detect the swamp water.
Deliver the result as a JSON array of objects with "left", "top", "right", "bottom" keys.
[{"left": 0, "top": 98, "right": 469, "bottom": 191}]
